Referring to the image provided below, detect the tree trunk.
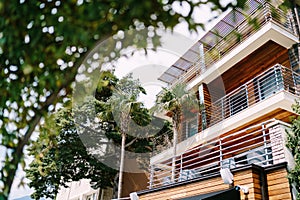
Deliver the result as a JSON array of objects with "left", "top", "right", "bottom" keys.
[
  {"left": 1, "top": 114, "right": 42, "bottom": 199},
  {"left": 171, "top": 125, "right": 178, "bottom": 182},
  {"left": 117, "top": 133, "right": 126, "bottom": 199}
]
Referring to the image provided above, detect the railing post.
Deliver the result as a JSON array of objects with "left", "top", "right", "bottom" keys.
[
  {"left": 149, "top": 165, "right": 154, "bottom": 189},
  {"left": 221, "top": 99, "right": 224, "bottom": 120},
  {"left": 262, "top": 123, "right": 271, "bottom": 165},
  {"left": 219, "top": 139, "right": 223, "bottom": 168},
  {"left": 199, "top": 43, "right": 206, "bottom": 73},
  {"left": 275, "top": 64, "right": 284, "bottom": 91},
  {"left": 245, "top": 85, "right": 249, "bottom": 108},
  {"left": 199, "top": 84, "right": 207, "bottom": 130},
  {"left": 180, "top": 154, "right": 183, "bottom": 175},
  {"left": 263, "top": 3, "right": 271, "bottom": 22}
]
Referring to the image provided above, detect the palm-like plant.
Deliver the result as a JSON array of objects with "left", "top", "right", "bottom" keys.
[
  {"left": 155, "top": 83, "right": 199, "bottom": 182},
  {"left": 106, "top": 74, "right": 150, "bottom": 199}
]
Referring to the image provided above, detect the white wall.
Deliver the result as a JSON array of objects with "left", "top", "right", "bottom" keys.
[{"left": 56, "top": 179, "right": 99, "bottom": 200}]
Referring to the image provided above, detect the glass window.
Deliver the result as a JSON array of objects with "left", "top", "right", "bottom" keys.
[
  {"left": 187, "top": 117, "right": 198, "bottom": 137},
  {"left": 229, "top": 87, "right": 248, "bottom": 116},
  {"left": 258, "top": 68, "right": 283, "bottom": 100},
  {"left": 182, "top": 116, "right": 198, "bottom": 139}
]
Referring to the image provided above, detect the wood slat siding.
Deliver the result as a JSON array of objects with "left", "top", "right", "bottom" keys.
[
  {"left": 122, "top": 172, "right": 148, "bottom": 198},
  {"left": 234, "top": 169, "right": 259, "bottom": 200},
  {"left": 139, "top": 176, "right": 228, "bottom": 200},
  {"left": 140, "top": 164, "right": 293, "bottom": 200},
  {"left": 209, "top": 41, "right": 290, "bottom": 95},
  {"left": 139, "top": 169, "right": 264, "bottom": 200},
  {"left": 267, "top": 168, "right": 292, "bottom": 200}
]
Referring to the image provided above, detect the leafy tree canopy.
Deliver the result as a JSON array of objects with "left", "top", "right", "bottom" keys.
[
  {"left": 26, "top": 71, "right": 170, "bottom": 199},
  {"left": 0, "top": 0, "right": 202, "bottom": 197}
]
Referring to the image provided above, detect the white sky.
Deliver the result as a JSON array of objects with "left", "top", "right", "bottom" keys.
[{"left": 110, "top": 3, "right": 226, "bottom": 108}]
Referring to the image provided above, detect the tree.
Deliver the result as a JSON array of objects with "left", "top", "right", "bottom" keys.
[
  {"left": 0, "top": 1, "right": 206, "bottom": 198},
  {"left": 26, "top": 103, "right": 117, "bottom": 199},
  {"left": 26, "top": 72, "right": 166, "bottom": 199},
  {"left": 105, "top": 74, "right": 151, "bottom": 199},
  {"left": 287, "top": 101, "right": 300, "bottom": 200},
  {"left": 155, "top": 83, "right": 199, "bottom": 182},
  {"left": 26, "top": 71, "right": 119, "bottom": 199}
]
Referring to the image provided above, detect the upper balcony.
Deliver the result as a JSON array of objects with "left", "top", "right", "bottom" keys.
[
  {"left": 203, "top": 64, "right": 299, "bottom": 129},
  {"left": 158, "top": 0, "right": 299, "bottom": 88},
  {"left": 170, "top": 64, "right": 300, "bottom": 143}
]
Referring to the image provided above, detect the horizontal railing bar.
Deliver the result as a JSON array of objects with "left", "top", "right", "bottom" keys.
[
  {"left": 179, "top": 143, "right": 221, "bottom": 160},
  {"left": 221, "top": 130, "right": 266, "bottom": 148},
  {"left": 222, "top": 141, "right": 268, "bottom": 158}
]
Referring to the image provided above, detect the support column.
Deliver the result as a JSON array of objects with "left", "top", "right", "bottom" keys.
[
  {"left": 269, "top": 123, "right": 295, "bottom": 169},
  {"left": 199, "top": 43, "right": 206, "bottom": 73},
  {"left": 199, "top": 83, "right": 210, "bottom": 130}
]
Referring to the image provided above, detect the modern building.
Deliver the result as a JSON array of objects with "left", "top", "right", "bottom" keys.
[
  {"left": 56, "top": 179, "right": 113, "bottom": 200},
  {"left": 133, "top": 0, "right": 300, "bottom": 199}
]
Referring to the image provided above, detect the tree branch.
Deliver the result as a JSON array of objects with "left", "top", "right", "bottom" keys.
[{"left": 125, "top": 137, "right": 138, "bottom": 148}]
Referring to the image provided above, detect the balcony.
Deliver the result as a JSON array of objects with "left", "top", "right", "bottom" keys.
[
  {"left": 203, "top": 64, "right": 300, "bottom": 129},
  {"left": 158, "top": 0, "right": 298, "bottom": 87},
  {"left": 148, "top": 119, "right": 292, "bottom": 189}
]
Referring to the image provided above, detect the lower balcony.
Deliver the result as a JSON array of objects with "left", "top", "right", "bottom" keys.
[
  {"left": 139, "top": 162, "right": 292, "bottom": 200},
  {"left": 148, "top": 119, "right": 292, "bottom": 188}
]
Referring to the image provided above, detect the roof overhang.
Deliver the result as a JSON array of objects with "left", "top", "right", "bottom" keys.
[{"left": 188, "top": 21, "right": 299, "bottom": 90}]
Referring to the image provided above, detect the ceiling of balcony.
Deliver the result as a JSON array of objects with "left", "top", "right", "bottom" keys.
[{"left": 157, "top": 41, "right": 202, "bottom": 84}]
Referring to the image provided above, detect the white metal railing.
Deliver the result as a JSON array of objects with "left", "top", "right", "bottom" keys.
[
  {"left": 204, "top": 64, "right": 300, "bottom": 128},
  {"left": 155, "top": 64, "right": 299, "bottom": 156},
  {"left": 169, "top": 1, "right": 297, "bottom": 87},
  {"left": 148, "top": 119, "right": 289, "bottom": 189}
]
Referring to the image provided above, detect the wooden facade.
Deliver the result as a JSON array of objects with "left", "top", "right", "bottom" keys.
[
  {"left": 200, "top": 41, "right": 295, "bottom": 129},
  {"left": 121, "top": 172, "right": 148, "bottom": 198},
  {"left": 216, "top": 41, "right": 291, "bottom": 94},
  {"left": 266, "top": 167, "right": 292, "bottom": 200},
  {"left": 138, "top": 163, "right": 292, "bottom": 200}
]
